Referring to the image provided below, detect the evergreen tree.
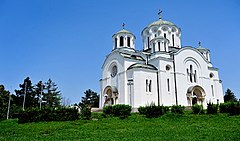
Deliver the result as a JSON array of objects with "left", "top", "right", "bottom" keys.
[
  {"left": 34, "top": 81, "right": 45, "bottom": 108},
  {"left": 79, "top": 89, "right": 99, "bottom": 108},
  {"left": 0, "top": 85, "right": 10, "bottom": 119},
  {"left": 224, "top": 89, "right": 237, "bottom": 102},
  {"left": 15, "top": 77, "right": 38, "bottom": 109},
  {"left": 43, "top": 79, "right": 62, "bottom": 108}
]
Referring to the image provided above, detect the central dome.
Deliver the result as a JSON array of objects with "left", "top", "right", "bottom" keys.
[{"left": 147, "top": 19, "right": 175, "bottom": 28}]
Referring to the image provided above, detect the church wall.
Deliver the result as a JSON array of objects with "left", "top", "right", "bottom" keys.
[{"left": 131, "top": 69, "right": 158, "bottom": 108}]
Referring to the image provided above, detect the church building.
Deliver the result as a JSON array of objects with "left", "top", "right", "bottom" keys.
[{"left": 99, "top": 13, "right": 224, "bottom": 109}]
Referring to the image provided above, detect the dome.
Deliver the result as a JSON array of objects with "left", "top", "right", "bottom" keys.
[
  {"left": 147, "top": 19, "right": 175, "bottom": 28},
  {"left": 112, "top": 29, "right": 135, "bottom": 38},
  {"left": 127, "top": 63, "right": 157, "bottom": 70}
]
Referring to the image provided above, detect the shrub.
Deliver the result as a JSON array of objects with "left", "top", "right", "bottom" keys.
[
  {"left": 138, "top": 103, "right": 167, "bottom": 118},
  {"left": 102, "top": 105, "right": 113, "bottom": 117},
  {"left": 112, "top": 104, "right": 131, "bottom": 119},
  {"left": 80, "top": 107, "right": 91, "bottom": 120},
  {"left": 229, "top": 102, "right": 240, "bottom": 116},
  {"left": 219, "top": 102, "right": 232, "bottom": 113},
  {"left": 171, "top": 105, "right": 185, "bottom": 114},
  {"left": 18, "top": 107, "right": 79, "bottom": 123},
  {"left": 207, "top": 103, "right": 218, "bottom": 114},
  {"left": 192, "top": 104, "right": 204, "bottom": 114},
  {"left": 138, "top": 106, "right": 146, "bottom": 115}
]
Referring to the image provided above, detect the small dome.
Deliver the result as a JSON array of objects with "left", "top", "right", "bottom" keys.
[
  {"left": 147, "top": 19, "right": 175, "bottom": 28},
  {"left": 127, "top": 63, "right": 157, "bottom": 70},
  {"left": 112, "top": 29, "right": 136, "bottom": 38}
]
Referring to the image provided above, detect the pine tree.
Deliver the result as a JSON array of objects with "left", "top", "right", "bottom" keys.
[
  {"left": 43, "top": 79, "right": 62, "bottom": 108},
  {"left": 224, "top": 89, "right": 237, "bottom": 102}
]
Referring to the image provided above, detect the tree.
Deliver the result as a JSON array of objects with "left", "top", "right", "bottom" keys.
[
  {"left": 224, "top": 89, "right": 237, "bottom": 102},
  {"left": 43, "top": 79, "right": 62, "bottom": 108},
  {"left": 79, "top": 89, "right": 99, "bottom": 108},
  {"left": 15, "top": 77, "right": 38, "bottom": 110},
  {"left": 0, "top": 85, "right": 10, "bottom": 119}
]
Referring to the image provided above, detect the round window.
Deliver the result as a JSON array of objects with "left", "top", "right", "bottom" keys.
[{"left": 111, "top": 66, "right": 117, "bottom": 77}]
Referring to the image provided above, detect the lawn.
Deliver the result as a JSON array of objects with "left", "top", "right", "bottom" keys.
[{"left": 0, "top": 113, "right": 240, "bottom": 141}]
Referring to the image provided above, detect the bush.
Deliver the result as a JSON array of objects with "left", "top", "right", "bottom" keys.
[
  {"left": 138, "top": 103, "right": 167, "bottom": 118},
  {"left": 192, "top": 104, "right": 204, "bottom": 114},
  {"left": 138, "top": 106, "right": 146, "bottom": 115},
  {"left": 80, "top": 107, "right": 91, "bottom": 120},
  {"left": 171, "top": 105, "right": 185, "bottom": 114},
  {"left": 112, "top": 104, "right": 131, "bottom": 119},
  {"left": 103, "top": 104, "right": 131, "bottom": 119},
  {"left": 207, "top": 103, "right": 218, "bottom": 114},
  {"left": 103, "top": 105, "right": 113, "bottom": 117},
  {"left": 219, "top": 102, "right": 232, "bottom": 113},
  {"left": 18, "top": 107, "right": 79, "bottom": 123}
]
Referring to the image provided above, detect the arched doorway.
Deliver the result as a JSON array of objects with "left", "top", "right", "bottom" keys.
[
  {"left": 186, "top": 85, "right": 206, "bottom": 106},
  {"left": 103, "top": 86, "right": 118, "bottom": 106}
]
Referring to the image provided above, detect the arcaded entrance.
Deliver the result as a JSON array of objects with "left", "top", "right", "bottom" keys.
[
  {"left": 103, "top": 86, "right": 118, "bottom": 106},
  {"left": 186, "top": 85, "right": 206, "bottom": 106}
]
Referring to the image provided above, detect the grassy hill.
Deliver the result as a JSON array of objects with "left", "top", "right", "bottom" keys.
[{"left": 0, "top": 113, "right": 240, "bottom": 141}]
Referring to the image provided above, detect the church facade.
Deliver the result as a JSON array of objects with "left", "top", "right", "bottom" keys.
[{"left": 99, "top": 15, "right": 224, "bottom": 109}]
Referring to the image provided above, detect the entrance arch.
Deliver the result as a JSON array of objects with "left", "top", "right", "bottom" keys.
[
  {"left": 186, "top": 85, "right": 206, "bottom": 106},
  {"left": 103, "top": 86, "right": 118, "bottom": 106}
]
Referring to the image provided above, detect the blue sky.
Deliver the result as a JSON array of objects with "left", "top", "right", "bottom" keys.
[{"left": 0, "top": 0, "right": 240, "bottom": 104}]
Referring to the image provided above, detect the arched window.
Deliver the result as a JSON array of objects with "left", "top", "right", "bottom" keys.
[
  {"left": 164, "top": 33, "right": 167, "bottom": 38},
  {"left": 127, "top": 37, "right": 130, "bottom": 47},
  {"left": 190, "top": 65, "right": 193, "bottom": 82},
  {"left": 120, "top": 36, "right": 124, "bottom": 46},
  {"left": 115, "top": 38, "right": 117, "bottom": 49},
  {"left": 164, "top": 42, "right": 166, "bottom": 51},
  {"left": 194, "top": 70, "right": 197, "bottom": 82},
  {"left": 147, "top": 37, "right": 150, "bottom": 48},
  {"left": 153, "top": 43, "right": 156, "bottom": 53},
  {"left": 167, "top": 78, "right": 170, "bottom": 92},
  {"left": 172, "top": 34, "right": 175, "bottom": 47},
  {"left": 146, "top": 79, "right": 148, "bottom": 92},
  {"left": 149, "top": 80, "right": 152, "bottom": 92},
  {"left": 158, "top": 42, "right": 161, "bottom": 51}
]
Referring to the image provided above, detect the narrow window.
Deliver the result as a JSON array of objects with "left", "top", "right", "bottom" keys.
[
  {"left": 155, "top": 34, "right": 157, "bottom": 37},
  {"left": 172, "top": 34, "right": 175, "bottom": 47},
  {"left": 120, "top": 36, "right": 124, "bottom": 46},
  {"left": 164, "top": 42, "right": 166, "bottom": 51},
  {"left": 146, "top": 79, "right": 148, "bottom": 92},
  {"left": 211, "top": 85, "right": 214, "bottom": 97},
  {"left": 115, "top": 38, "right": 117, "bottom": 49},
  {"left": 153, "top": 43, "right": 156, "bottom": 53},
  {"left": 194, "top": 70, "right": 197, "bottom": 83},
  {"left": 187, "top": 69, "right": 189, "bottom": 81},
  {"left": 190, "top": 65, "right": 193, "bottom": 82},
  {"left": 127, "top": 37, "right": 130, "bottom": 47},
  {"left": 164, "top": 33, "right": 166, "bottom": 38},
  {"left": 158, "top": 42, "right": 161, "bottom": 51},
  {"left": 147, "top": 37, "right": 150, "bottom": 48},
  {"left": 149, "top": 80, "right": 152, "bottom": 92},
  {"left": 167, "top": 78, "right": 170, "bottom": 92}
]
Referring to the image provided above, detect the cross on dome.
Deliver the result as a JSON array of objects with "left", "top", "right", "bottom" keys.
[
  {"left": 122, "top": 23, "right": 125, "bottom": 29},
  {"left": 158, "top": 9, "right": 163, "bottom": 20}
]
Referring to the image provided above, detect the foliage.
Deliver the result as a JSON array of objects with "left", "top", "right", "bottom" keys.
[
  {"left": 18, "top": 107, "right": 79, "bottom": 123},
  {"left": 112, "top": 104, "right": 131, "bottom": 119},
  {"left": 138, "top": 103, "right": 168, "bottom": 118},
  {"left": 0, "top": 85, "right": 11, "bottom": 120},
  {"left": 103, "top": 104, "right": 131, "bottom": 119},
  {"left": 192, "top": 104, "right": 204, "bottom": 114},
  {"left": 15, "top": 77, "right": 38, "bottom": 109},
  {"left": 78, "top": 89, "right": 99, "bottom": 108},
  {"left": 220, "top": 102, "right": 240, "bottom": 116},
  {"left": 43, "top": 79, "right": 62, "bottom": 108},
  {"left": 1, "top": 114, "right": 240, "bottom": 140},
  {"left": 102, "top": 105, "right": 113, "bottom": 117},
  {"left": 171, "top": 105, "right": 185, "bottom": 114},
  {"left": 80, "top": 107, "right": 91, "bottom": 120},
  {"left": 224, "top": 89, "right": 237, "bottom": 102},
  {"left": 207, "top": 103, "right": 218, "bottom": 114}
]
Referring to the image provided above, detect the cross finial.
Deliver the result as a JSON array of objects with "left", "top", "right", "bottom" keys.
[
  {"left": 158, "top": 9, "right": 163, "bottom": 20},
  {"left": 122, "top": 23, "right": 125, "bottom": 29},
  {"left": 198, "top": 41, "right": 201, "bottom": 47}
]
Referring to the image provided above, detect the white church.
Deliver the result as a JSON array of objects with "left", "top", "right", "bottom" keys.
[{"left": 99, "top": 13, "right": 224, "bottom": 109}]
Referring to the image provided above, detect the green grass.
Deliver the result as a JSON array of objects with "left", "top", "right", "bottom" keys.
[{"left": 0, "top": 113, "right": 240, "bottom": 141}]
